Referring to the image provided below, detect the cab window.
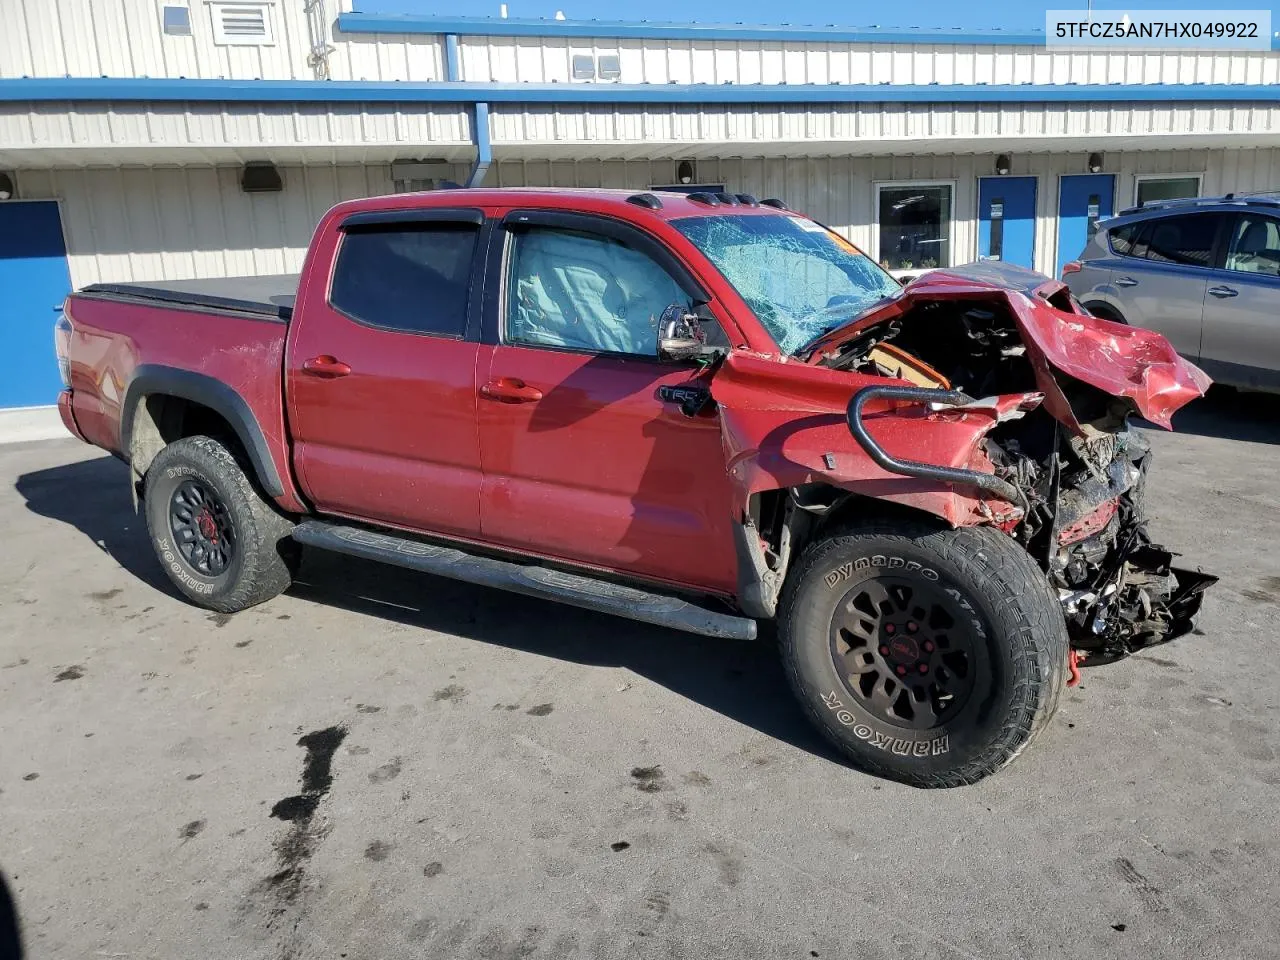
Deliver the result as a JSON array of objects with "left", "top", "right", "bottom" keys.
[{"left": 505, "top": 227, "right": 688, "bottom": 356}]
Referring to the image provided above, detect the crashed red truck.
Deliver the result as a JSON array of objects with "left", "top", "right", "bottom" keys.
[{"left": 53, "top": 188, "right": 1215, "bottom": 787}]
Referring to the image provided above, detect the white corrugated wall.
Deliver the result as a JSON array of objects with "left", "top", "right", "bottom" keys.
[
  {"left": 457, "top": 37, "right": 1280, "bottom": 86},
  {"left": 483, "top": 149, "right": 1280, "bottom": 278},
  {"left": 4, "top": 0, "right": 1275, "bottom": 88},
  {"left": 14, "top": 163, "right": 461, "bottom": 287},
  {"left": 13, "top": 148, "right": 1280, "bottom": 289}
]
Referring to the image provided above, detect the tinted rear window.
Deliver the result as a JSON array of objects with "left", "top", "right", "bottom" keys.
[
  {"left": 330, "top": 223, "right": 479, "bottom": 336},
  {"left": 1145, "top": 214, "right": 1220, "bottom": 267}
]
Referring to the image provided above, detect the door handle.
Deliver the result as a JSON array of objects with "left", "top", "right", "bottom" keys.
[
  {"left": 301, "top": 355, "right": 352, "bottom": 378},
  {"left": 480, "top": 377, "right": 543, "bottom": 403},
  {"left": 1114, "top": 276, "right": 1139, "bottom": 287},
  {"left": 1208, "top": 285, "right": 1239, "bottom": 299}
]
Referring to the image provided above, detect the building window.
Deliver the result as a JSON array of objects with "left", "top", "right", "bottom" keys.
[
  {"left": 597, "top": 54, "right": 622, "bottom": 80},
  {"left": 1134, "top": 175, "right": 1201, "bottom": 207},
  {"left": 876, "top": 182, "right": 953, "bottom": 272},
  {"left": 571, "top": 55, "right": 596, "bottom": 80},
  {"left": 208, "top": 0, "right": 275, "bottom": 46},
  {"left": 162, "top": 5, "right": 192, "bottom": 36}
]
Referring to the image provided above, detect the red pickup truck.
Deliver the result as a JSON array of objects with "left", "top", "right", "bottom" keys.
[{"left": 54, "top": 187, "right": 1214, "bottom": 787}]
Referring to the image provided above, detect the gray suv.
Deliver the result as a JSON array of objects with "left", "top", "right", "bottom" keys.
[{"left": 1063, "top": 195, "right": 1280, "bottom": 391}]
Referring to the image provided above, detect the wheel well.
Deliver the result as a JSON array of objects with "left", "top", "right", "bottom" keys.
[
  {"left": 1083, "top": 301, "right": 1126, "bottom": 324},
  {"left": 128, "top": 393, "right": 245, "bottom": 489},
  {"left": 737, "top": 485, "right": 950, "bottom": 618}
]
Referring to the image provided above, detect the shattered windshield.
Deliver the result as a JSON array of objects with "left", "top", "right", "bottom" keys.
[{"left": 674, "top": 214, "right": 902, "bottom": 354}]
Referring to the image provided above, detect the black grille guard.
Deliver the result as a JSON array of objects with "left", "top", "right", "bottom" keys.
[{"left": 845, "top": 385, "right": 1028, "bottom": 514}]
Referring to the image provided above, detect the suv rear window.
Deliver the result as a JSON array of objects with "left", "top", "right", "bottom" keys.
[
  {"left": 330, "top": 223, "right": 479, "bottom": 336},
  {"left": 1108, "top": 213, "right": 1221, "bottom": 268}
]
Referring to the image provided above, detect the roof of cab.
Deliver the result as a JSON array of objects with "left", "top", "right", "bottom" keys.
[{"left": 329, "top": 186, "right": 793, "bottom": 222}]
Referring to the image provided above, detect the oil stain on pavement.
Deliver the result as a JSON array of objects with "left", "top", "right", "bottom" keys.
[{"left": 257, "top": 725, "right": 348, "bottom": 938}]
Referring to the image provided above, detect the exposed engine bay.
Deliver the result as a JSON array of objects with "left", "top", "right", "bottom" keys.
[{"left": 815, "top": 292, "right": 1217, "bottom": 665}]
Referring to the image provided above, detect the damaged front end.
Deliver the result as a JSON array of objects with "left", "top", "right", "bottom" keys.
[
  {"left": 789, "top": 262, "right": 1217, "bottom": 664},
  {"left": 990, "top": 418, "right": 1216, "bottom": 663}
]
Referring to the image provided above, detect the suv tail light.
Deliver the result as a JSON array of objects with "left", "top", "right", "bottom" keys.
[
  {"left": 1061, "top": 261, "right": 1082, "bottom": 278},
  {"left": 54, "top": 308, "right": 73, "bottom": 388}
]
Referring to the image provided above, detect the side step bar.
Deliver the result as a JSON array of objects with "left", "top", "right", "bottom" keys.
[{"left": 292, "top": 520, "right": 758, "bottom": 641}]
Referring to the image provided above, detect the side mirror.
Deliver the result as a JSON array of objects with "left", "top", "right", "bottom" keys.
[{"left": 656, "top": 304, "right": 709, "bottom": 362}]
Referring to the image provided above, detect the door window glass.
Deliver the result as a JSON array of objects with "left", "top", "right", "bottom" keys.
[
  {"left": 876, "top": 184, "right": 953, "bottom": 271},
  {"left": 1143, "top": 214, "right": 1220, "bottom": 268},
  {"left": 330, "top": 222, "right": 478, "bottom": 336},
  {"left": 505, "top": 227, "right": 687, "bottom": 356},
  {"left": 1225, "top": 215, "right": 1280, "bottom": 277}
]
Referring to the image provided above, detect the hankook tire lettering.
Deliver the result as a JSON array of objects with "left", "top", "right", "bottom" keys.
[{"left": 821, "top": 690, "right": 950, "bottom": 755}]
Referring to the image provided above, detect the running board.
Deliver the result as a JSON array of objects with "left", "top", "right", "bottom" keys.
[{"left": 291, "top": 520, "right": 758, "bottom": 641}]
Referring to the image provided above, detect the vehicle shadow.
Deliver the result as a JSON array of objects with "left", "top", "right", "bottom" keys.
[
  {"left": 1156, "top": 386, "right": 1280, "bottom": 445},
  {"left": 0, "top": 870, "right": 23, "bottom": 960},
  {"left": 13, "top": 454, "right": 174, "bottom": 595},
  {"left": 13, "top": 455, "right": 845, "bottom": 769}
]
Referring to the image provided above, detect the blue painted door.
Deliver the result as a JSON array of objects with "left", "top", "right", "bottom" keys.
[
  {"left": 0, "top": 201, "right": 73, "bottom": 408},
  {"left": 1057, "top": 174, "right": 1115, "bottom": 278},
  {"left": 978, "top": 177, "right": 1037, "bottom": 269}
]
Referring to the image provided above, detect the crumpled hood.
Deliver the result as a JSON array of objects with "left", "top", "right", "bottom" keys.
[{"left": 804, "top": 262, "right": 1210, "bottom": 430}]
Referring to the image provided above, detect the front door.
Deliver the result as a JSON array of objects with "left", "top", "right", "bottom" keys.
[
  {"left": 1198, "top": 211, "right": 1280, "bottom": 389},
  {"left": 1057, "top": 174, "right": 1115, "bottom": 278},
  {"left": 476, "top": 215, "right": 738, "bottom": 595},
  {"left": 978, "top": 177, "right": 1037, "bottom": 269},
  {"left": 287, "top": 210, "right": 488, "bottom": 538},
  {"left": 0, "top": 201, "right": 74, "bottom": 408}
]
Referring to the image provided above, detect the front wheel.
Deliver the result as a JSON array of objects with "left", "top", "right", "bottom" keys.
[
  {"left": 779, "top": 519, "right": 1067, "bottom": 788},
  {"left": 144, "top": 435, "right": 297, "bottom": 613}
]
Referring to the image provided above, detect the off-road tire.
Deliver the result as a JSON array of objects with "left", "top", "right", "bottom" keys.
[
  {"left": 144, "top": 435, "right": 296, "bottom": 613},
  {"left": 779, "top": 519, "right": 1067, "bottom": 788}
]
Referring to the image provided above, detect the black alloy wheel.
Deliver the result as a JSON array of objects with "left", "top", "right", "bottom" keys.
[
  {"left": 168, "top": 478, "right": 236, "bottom": 576},
  {"left": 829, "top": 576, "right": 977, "bottom": 730}
]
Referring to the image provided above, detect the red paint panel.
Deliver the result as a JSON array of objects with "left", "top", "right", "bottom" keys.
[
  {"left": 478, "top": 345, "right": 739, "bottom": 595},
  {"left": 61, "top": 294, "right": 306, "bottom": 513},
  {"left": 712, "top": 352, "right": 1037, "bottom": 527}
]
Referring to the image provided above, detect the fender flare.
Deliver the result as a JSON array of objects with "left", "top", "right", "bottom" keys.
[{"left": 121, "top": 364, "right": 285, "bottom": 498}]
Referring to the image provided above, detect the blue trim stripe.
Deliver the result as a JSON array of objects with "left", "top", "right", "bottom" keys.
[
  {"left": 338, "top": 12, "right": 1280, "bottom": 50},
  {"left": 3, "top": 77, "right": 1279, "bottom": 104}
]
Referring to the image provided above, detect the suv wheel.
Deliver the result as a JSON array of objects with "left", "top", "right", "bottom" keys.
[
  {"left": 144, "top": 435, "right": 297, "bottom": 613},
  {"left": 779, "top": 519, "right": 1068, "bottom": 788}
]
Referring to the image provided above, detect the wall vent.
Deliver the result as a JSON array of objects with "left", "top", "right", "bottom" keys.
[{"left": 209, "top": 1, "right": 275, "bottom": 46}]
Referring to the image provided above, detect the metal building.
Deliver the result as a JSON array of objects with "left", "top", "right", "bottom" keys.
[{"left": 2, "top": 0, "right": 1279, "bottom": 424}]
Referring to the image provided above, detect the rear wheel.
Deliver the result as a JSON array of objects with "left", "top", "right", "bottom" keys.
[
  {"left": 779, "top": 519, "right": 1067, "bottom": 788},
  {"left": 144, "top": 435, "right": 296, "bottom": 613}
]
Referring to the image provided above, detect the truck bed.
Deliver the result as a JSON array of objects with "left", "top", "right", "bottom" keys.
[{"left": 79, "top": 274, "right": 298, "bottom": 321}]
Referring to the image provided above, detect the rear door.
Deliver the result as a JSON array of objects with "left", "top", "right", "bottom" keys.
[
  {"left": 474, "top": 211, "right": 739, "bottom": 595},
  {"left": 1109, "top": 212, "right": 1223, "bottom": 359},
  {"left": 287, "top": 209, "right": 488, "bottom": 537},
  {"left": 1198, "top": 211, "right": 1280, "bottom": 389}
]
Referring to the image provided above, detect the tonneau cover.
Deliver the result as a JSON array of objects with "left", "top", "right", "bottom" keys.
[{"left": 80, "top": 274, "right": 298, "bottom": 321}]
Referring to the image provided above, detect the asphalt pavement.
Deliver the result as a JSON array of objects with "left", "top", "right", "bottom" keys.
[{"left": 1, "top": 389, "right": 1278, "bottom": 960}]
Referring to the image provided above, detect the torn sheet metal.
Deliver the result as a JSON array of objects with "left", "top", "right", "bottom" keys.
[
  {"left": 802, "top": 263, "right": 1210, "bottom": 431},
  {"left": 711, "top": 351, "right": 1037, "bottom": 526}
]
